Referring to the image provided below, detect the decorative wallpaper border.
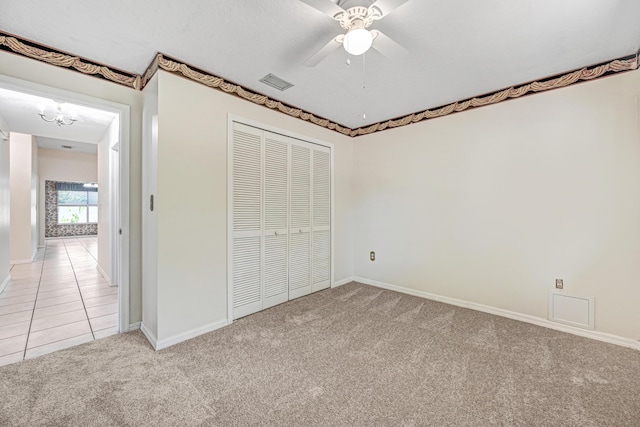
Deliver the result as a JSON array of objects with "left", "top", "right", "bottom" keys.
[
  {"left": 349, "top": 55, "right": 639, "bottom": 136},
  {"left": 0, "top": 30, "right": 141, "bottom": 90},
  {"left": 140, "top": 53, "right": 160, "bottom": 90},
  {"left": 156, "top": 54, "right": 353, "bottom": 136},
  {"left": 1, "top": 30, "right": 638, "bottom": 137}
]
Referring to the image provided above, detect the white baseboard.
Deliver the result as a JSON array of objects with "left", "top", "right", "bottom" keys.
[
  {"left": 10, "top": 249, "right": 37, "bottom": 265},
  {"left": 333, "top": 277, "right": 354, "bottom": 287},
  {"left": 140, "top": 322, "right": 158, "bottom": 349},
  {"left": 128, "top": 321, "right": 141, "bottom": 331},
  {"left": 354, "top": 276, "right": 640, "bottom": 351},
  {"left": 10, "top": 258, "right": 33, "bottom": 264},
  {"left": 151, "top": 319, "right": 229, "bottom": 351},
  {"left": 96, "top": 264, "right": 112, "bottom": 286},
  {"left": 0, "top": 274, "right": 10, "bottom": 294}
]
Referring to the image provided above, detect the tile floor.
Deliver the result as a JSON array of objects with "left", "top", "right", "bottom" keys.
[{"left": 0, "top": 237, "right": 118, "bottom": 367}]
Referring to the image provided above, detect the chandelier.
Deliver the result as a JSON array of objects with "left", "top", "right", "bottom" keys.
[{"left": 39, "top": 103, "right": 77, "bottom": 126}]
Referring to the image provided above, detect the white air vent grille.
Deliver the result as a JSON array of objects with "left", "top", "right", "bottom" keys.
[
  {"left": 548, "top": 291, "right": 594, "bottom": 330},
  {"left": 259, "top": 73, "right": 294, "bottom": 91}
]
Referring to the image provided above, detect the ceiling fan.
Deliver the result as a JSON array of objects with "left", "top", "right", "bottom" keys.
[{"left": 301, "top": 0, "right": 410, "bottom": 66}]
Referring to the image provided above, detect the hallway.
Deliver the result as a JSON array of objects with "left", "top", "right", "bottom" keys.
[{"left": 0, "top": 237, "right": 118, "bottom": 367}]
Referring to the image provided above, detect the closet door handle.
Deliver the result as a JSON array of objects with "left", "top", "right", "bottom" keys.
[
  {"left": 299, "top": 229, "right": 302, "bottom": 233},
  {"left": 275, "top": 231, "right": 279, "bottom": 236}
]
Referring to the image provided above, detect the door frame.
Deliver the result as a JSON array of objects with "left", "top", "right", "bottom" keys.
[
  {"left": 0, "top": 74, "right": 131, "bottom": 333},
  {"left": 226, "top": 114, "right": 335, "bottom": 324}
]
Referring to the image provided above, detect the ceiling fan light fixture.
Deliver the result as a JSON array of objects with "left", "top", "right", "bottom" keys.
[{"left": 343, "top": 28, "right": 373, "bottom": 56}]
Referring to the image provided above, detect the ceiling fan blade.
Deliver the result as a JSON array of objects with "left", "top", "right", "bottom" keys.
[
  {"left": 369, "top": 0, "right": 410, "bottom": 19},
  {"left": 300, "top": 0, "right": 345, "bottom": 18},
  {"left": 304, "top": 36, "right": 343, "bottom": 67},
  {"left": 371, "top": 30, "right": 408, "bottom": 60}
]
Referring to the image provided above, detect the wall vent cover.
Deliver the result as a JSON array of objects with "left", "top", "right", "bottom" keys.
[
  {"left": 548, "top": 290, "right": 594, "bottom": 330},
  {"left": 259, "top": 73, "right": 294, "bottom": 91}
]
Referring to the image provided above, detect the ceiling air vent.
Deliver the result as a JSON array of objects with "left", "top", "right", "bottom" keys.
[
  {"left": 61, "top": 145, "right": 73, "bottom": 149},
  {"left": 259, "top": 73, "right": 294, "bottom": 91}
]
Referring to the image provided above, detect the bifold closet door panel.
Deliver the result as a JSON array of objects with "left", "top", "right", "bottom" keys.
[
  {"left": 231, "top": 122, "right": 332, "bottom": 318},
  {"left": 289, "top": 143, "right": 312, "bottom": 300},
  {"left": 232, "top": 236, "right": 262, "bottom": 319},
  {"left": 231, "top": 123, "right": 263, "bottom": 318},
  {"left": 263, "top": 133, "right": 289, "bottom": 309},
  {"left": 312, "top": 229, "right": 330, "bottom": 291},
  {"left": 312, "top": 148, "right": 331, "bottom": 292}
]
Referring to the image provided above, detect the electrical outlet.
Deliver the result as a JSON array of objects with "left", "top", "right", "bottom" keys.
[
  {"left": 370, "top": 251, "right": 375, "bottom": 261},
  {"left": 555, "top": 279, "right": 563, "bottom": 289}
]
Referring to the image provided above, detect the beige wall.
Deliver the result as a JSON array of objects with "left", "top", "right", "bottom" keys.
[
  {"left": 37, "top": 147, "right": 98, "bottom": 246},
  {"left": 353, "top": 70, "right": 640, "bottom": 340},
  {"left": 0, "top": 114, "right": 9, "bottom": 286},
  {"left": 141, "top": 74, "right": 158, "bottom": 340},
  {"left": 151, "top": 70, "right": 354, "bottom": 342},
  {"left": 97, "top": 118, "right": 119, "bottom": 282},
  {"left": 0, "top": 50, "right": 143, "bottom": 324},
  {"left": 9, "top": 133, "right": 37, "bottom": 263}
]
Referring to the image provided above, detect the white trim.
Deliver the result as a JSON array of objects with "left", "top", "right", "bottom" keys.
[
  {"left": 116, "top": 105, "right": 131, "bottom": 334},
  {"left": 154, "top": 319, "right": 229, "bottom": 351},
  {"left": 140, "top": 322, "right": 158, "bottom": 350},
  {"left": 9, "top": 258, "right": 34, "bottom": 264},
  {"left": 333, "top": 277, "right": 353, "bottom": 287},
  {"left": 0, "top": 74, "right": 132, "bottom": 336},
  {"left": 96, "top": 263, "right": 112, "bottom": 285},
  {"left": 128, "top": 321, "right": 141, "bottom": 331},
  {"left": 354, "top": 276, "right": 640, "bottom": 351},
  {"left": 226, "top": 116, "right": 234, "bottom": 325},
  {"left": 0, "top": 274, "right": 10, "bottom": 294},
  {"left": 10, "top": 249, "right": 37, "bottom": 265},
  {"left": 330, "top": 136, "right": 335, "bottom": 291}
]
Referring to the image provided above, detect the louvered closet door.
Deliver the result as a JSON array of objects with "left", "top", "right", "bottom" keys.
[
  {"left": 312, "top": 147, "right": 331, "bottom": 292},
  {"left": 289, "top": 142, "right": 312, "bottom": 300},
  {"left": 231, "top": 123, "right": 263, "bottom": 319},
  {"left": 263, "top": 132, "right": 289, "bottom": 309}
]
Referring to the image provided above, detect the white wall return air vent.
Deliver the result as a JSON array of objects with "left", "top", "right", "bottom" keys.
[{"left": 548, "top": 290, "right": 595, "bottom": 330}]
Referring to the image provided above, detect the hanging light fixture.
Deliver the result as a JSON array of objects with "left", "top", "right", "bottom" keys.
[
  {"left": 342, "top": 19, "right": 373, "bottom": 56},
  {"left": 39, "top": 103, "right": 77, "bottom": 126}
]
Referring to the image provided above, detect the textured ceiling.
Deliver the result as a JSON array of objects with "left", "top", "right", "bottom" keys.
[{"left": 1, "top": 0, "right": 639, "bottom": 129}]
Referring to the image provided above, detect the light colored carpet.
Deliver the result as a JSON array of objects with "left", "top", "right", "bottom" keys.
[{"left": 0, "top": 282, "right": 638, "bottom": 426}]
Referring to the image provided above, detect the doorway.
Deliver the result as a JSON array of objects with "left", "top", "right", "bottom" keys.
[{"left": 0, "top": 74, "right": 130, "bottom": 356}]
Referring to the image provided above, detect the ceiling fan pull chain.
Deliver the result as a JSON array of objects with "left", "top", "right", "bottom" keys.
[
  {"left": 362, "top": 52, "right": 367, "bottom": 120},
  {"left": 362, "top": 52, "right": 366, "bottom": 89}
]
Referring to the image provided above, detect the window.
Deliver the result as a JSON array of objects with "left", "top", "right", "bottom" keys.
[{"left": 58, "top": 190, "right": 98, "bottom": 224}]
